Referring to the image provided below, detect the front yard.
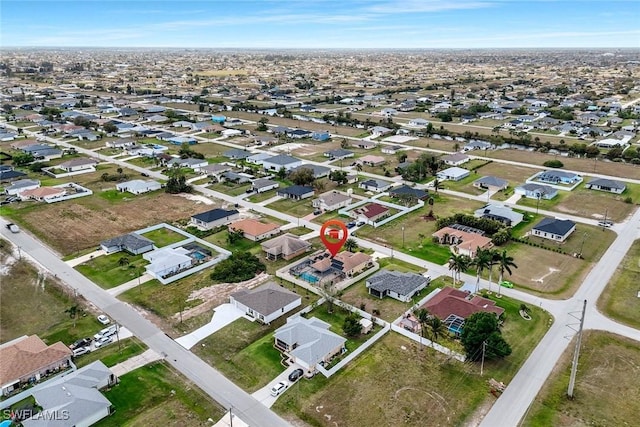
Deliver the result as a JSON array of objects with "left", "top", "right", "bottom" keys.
[
  {"left": 75, "top": 252, "right": 149, "bottom": 289},
  {"left": 268, "top": 197, "right": 315, "bottom": 218}
]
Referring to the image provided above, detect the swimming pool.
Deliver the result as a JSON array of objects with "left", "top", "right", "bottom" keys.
[
  {"left": 299, "top": 272, "right": 319, "bottom": 284},
  {"left": 191, "top": 251, "right": 206, "bottom": 260}
]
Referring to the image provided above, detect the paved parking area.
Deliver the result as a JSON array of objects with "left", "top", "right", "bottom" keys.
[{"left": 251, "top": 364, "right": 303, "bottom": 408}]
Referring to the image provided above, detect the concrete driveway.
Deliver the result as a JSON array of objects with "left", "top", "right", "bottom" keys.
[
  {"left": 175, "top": 304, "right": 245, "bottom": 350},
  {"left": 252, "top": 364, "right": 303, "bottom": 408}
]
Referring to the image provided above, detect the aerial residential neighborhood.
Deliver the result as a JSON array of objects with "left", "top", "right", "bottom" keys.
[{"left": 0, "top": 2, "right": 639, "bottom": 427}]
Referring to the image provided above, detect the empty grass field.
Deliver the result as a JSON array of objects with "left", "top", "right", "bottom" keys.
[
  {"left": 75, "top": 252, "right": 149, "bottom": 289},
  {"left": 523, "top": 331, "right": 640, "bottom": 427},
  {"left": 598, "top": 239, "right": 640, "bottom": 329},
  {"left": 268, "top": 197, "right": 315, "bottom": 217}
]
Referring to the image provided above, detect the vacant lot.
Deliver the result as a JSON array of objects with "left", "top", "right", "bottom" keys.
[
  {"left": 96, "top": 362, "right": 225, "bottom": 427},
  {"left": 548, "top": 185, "right": 637, "bottom": 222},
  {"left": 1, "top": 192, "right": 206, "bottom": 255},
  {"left": 524, "top": 331, "right": 640, "bottom": 427},
  {"left": 473, "top": 161, "right": 538, "bottom": 187},
  {"left": 268, "top": 197, "right": 315, "bottom": 217},
  {"left": 598, "top": 239, "right": 640, "bottom": 329}
]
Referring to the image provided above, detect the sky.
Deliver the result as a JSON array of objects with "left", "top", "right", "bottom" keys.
[{"left": 1, "top": 0, "right": 639, "bottom": 49}]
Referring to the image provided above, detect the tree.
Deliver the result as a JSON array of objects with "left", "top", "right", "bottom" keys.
[
  {"left": 12, "top": 152, "right": 34, "bottom": 166},
  {"left": 64, "top": 304, "right": 81, "bottom": 328},
  {"left": 486, "top": 249, "right": 500, "bottom": 294},
  {"left": 471, "top": 248, "right": 492, "bottom": 293},
  {"left": 428, "top": 317, "right": 446, "bottom": 344},
  {"left": 396, "top": 152, "right": 408, "bottom": 163},
  {"left": 209, "top": 252, "right": 265, "bottom": 283},
  {"left": 448, "top": 253, "right": 470, "bottom": 285},
  {"left": 103, "top": 122, "right": 118, "bottom": 134},
  {"left": 344, "top": 238, "right": 358, "bottom": 252},
  {"left": 289, "top": 168, "right": 315, "bottom": 186},
  {"left": 460, "top": 312, "right": 511, "bottom": 361},
  {"left": 227, "top": 229, "right": 244, "bottom": 245},
  {"left": 118, "top": 256, "right": 130, "bottom": 268},
  {"left": 165, "top": 167, "right": 192, "bottom": 194},
  {"left": 342, "top": 313, "right": 363, "bottom": 337},
  {"left": 276, "top": 166, "right": 287, "bottom": 180},
  {"left": 329, "top": 170, "right": 348, "bottom": 185},
  {"left": 256, "top": 117, "right": 269, "bottom": 131},
  {"left": 496, "top": 250, "right": 518, "bottom": 297},
  {"left": 116, "top": 167, "right": 123, "bottom": 175},
  {"left": 414, "top": 308, "right": 430, "bottom": 348}
]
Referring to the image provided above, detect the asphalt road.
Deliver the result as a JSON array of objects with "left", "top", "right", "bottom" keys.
[{"left": 0, "top": 220, "right": 291, "bottom": 427}]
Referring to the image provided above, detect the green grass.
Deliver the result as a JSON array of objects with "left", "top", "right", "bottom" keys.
[
  {"left": 209, "top": 181, "right": 252, "bottom": 196},
  {"left": 203, "top": 228, "right": 260, "bottom": 253},
  {"left": 97, "top": 189, "right": 131, "bottom": 202},
  {"left": 247, "top": 190, "right": 278, "bottom": 203},
  {"left": 75, "top": 252, "right": 149, "bottom": 289},
  {"left": 140, "top": 227, "right": 187, "bottom": 247},
  {"left": 268, "top": 197, "right": 315, "bottom": 217},
  {"left": 74, "top": 337, "right": 148, "bottom": 368},
  {"left": 598, "top": 239, "right": 640, "bottom": 329},
  {"left": 95, "top": 362, "right": 225, "bottom": 427}
]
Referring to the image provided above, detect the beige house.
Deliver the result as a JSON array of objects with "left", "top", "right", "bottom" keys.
[
  {"left": 261, "top": 233, "right": 312, "bottom": 260},
  {"left": 229, "top": 218, "right": 281, "bottom": 241},
  {"left": 312, "top": 191, "right": 352, "bottom": 212},
  {"left": 432, "top": 226, "right": 493, "bottom": 257}
]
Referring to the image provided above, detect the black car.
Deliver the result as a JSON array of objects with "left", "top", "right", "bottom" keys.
[
  {"left": 69, "top": 337, "right": 92, "bottom": 350},
  {"left": 346, "top": 222, "right": 356, "bottom": 229},
  {"left": 288, "top": 368, "right": 304, "bottom": 382},
  {"left": 141, "top": 172, "right": 149, "bottom": 177}
]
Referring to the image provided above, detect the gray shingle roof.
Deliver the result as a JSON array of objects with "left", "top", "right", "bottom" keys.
[
  {"left": 232, "top": 282, "right": 300, "bottom": 316},
  {"left": 191, "top": 208, "right": 239, "bottom": 223},
  {"left": 100, "top": 233, "right": 153, "bottom": 251},
  {"left": 533, "top": 217, "right": 576, "bottom": 236},
  {"left": 474, "top": 176, "right": 508, "bottom": 188},
  {"left": 275, "top": 316, "right": 346, "bottom": 367},
  {"left": 366, "top": 270, "right": 428, "bottom": 297},
  {"left": 587, "top": 178, "right": 626, "bottom": 190}
]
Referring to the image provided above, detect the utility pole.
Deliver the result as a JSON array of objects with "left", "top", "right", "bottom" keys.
[
  {"left": 567, "top": 299, "right": 587, "bottom": 399},
  {"left": 602, "top": 208, "right": 608, "bottom": 230},
  {"left": 480, "top": 340, "right": 487, "bottom": 376}
]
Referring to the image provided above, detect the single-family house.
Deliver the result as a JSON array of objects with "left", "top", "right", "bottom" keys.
[
  {"left": 354, "top": 203, "right": 390, "bottom": 223},
  {"left": 18, "top": 186, "right": 67, "bottom": 202},
  {"left": 22, "top": 144, "right": 63, "bottom": 161},
  {"left": 21, "top": 360, "right": 117, "bottom": 427},
  {"left": 422, "top": 287, "right": 504, "bottom": 334},
  {"left": 389, "top": 185, "right": 428, "bottom": 200},
  {"left": 585, "top": 178, "right": 626, "bottom": 194},
  {"left": 370, "top": 126, "right": 392, "bottom": 137},
  {"left": 432, "top": 226, "right": 494, "bottom": 257},
  {"left": 408, "top": 118, "right": 429, "bottom": 127},
  {"left": 359, "top": 155, "right": 386, "bottom": 167},
  {"left": 381, "top": 145, "right": 404, "bottom": 155},
  {"left": 311, "top": 250, "right": 372, "bottom": 278},
  {"left": 536, "top": 170, "right": 582, "bottom": 185},
  {"left": 324, "top": 148, "right": 354, "bottom": 160},
  {"left": 229, "top": 218, "right": 281, "bottom": 241},
  {"left": 274, "top": 316, "right": 347, "bottom": 373},
  {"left": 106, "top": 138, "right": 137, "bottom": 149},
  {"left": 437, "top": 167, "right": 470, "bottom": 182},
  {"left": 199, "top": 163, "right": 232, "bottom": 177},
  {"left": 246, "top": 152, "right": 273, "bottom": 165},
  {"left": 359, "top": 178, "right": 393, "bottom": 193},
  {"left": 167, "top": 135, "right": 198, "bottom": 145},
  {"left": 351, "top": 140, "right": 376, "bottom": 150},
  {"left": 115, "top": 179, "right": 162, "bottom": 195},
  {"left": 290, "top": 164, "right": 331, "bottom": 179},
  {"left": 474, "top": 204, "right": 524, "bottom": 227},
  {"left": 464, "top": 140, "right": 493, "bottom": 151},
  {"left": 366, "top": 270, "right": 430, "bottom": 302},
  {"left": 441, "top": 153, "right": 470, "bottom": 166},
  {"left": 262, "top": 154, "right": 304, "bottom": 172},
  {"left": 251, "top": 178, "right": 280, "bottom": 193},
  {"left": 143, "top": 246, "right": 193, "bottom": 280},
  {"left": 277, "top": 185, "right": 314, "bottom": 200},
  {"left": 167, "top": 157, "right": 208, "bottom": 171},
  {"left": 5, "top": 179, "right": 40, "bottom": 196},
  {"left": 312, "top": 130, "right": 331, "bottom": 141},
  {"left": 531, "top": 217, "right": 576, "bottom": 242},
  {"left": 515, "top": 183, "right": 558, "bottom": 200},
  {"left": 190, "top": 208, "right": 240, "bottom": 230},
  {"left": 0, "top": 168, "right": 28, "bottom": 182},
  {"left": 230, "top": 282, "right": 302, "bottom": 324},
  {"left": 287, "top": 129, "right": 313, "bottom": 139},
  {"left": 313, "top": 191, "right": 352, "bottom": 212},
  {"left": 0, "top": 335, "right": 73, "bottom": 397},
  {"left": 262, "top": 233, "right": 311, "bottom": 261},
  {"left": 223, "top": 148, "right": 252, "bottom": 160},
  {"left": 100, "top": 233, "right": 154, "bottom": 255},
  {"left": 473, "top": 176, "right": 508, "bottom": 191},
  {"left": 220, "top": 171, "right": 251, "bottom": 184}
]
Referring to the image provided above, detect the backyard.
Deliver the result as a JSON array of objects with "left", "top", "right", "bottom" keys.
[
  {"left": 140, "top": 227, "right": 187, "bottom": 247},
  {"left": 523, "top": 331, "right": 640, "bottom": 427},
  {"left": 76, "top": 252, "right": 149, "bottom": 289}
]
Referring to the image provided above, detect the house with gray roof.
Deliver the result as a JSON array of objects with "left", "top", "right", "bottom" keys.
[
  {"left": 515, "top": 183, "right": 558, "bottom": 200},
  {"left": 441, "top": 152, "right": 470, "bottom": 166},
  {"left": 313, "top": 191, "right": 352, "bottom": 212},
  {"left": 223, "top": 148, "right": 251, "bottom": 160},
  {"left": 359, "top": 178, "right": 393, "bottom": 193},
  {"left": 251, "top": 178, "right": 279, "bottom": 193},
  {"left": 473, "top": 176, "right": 508, "bottom": 191},
  {"left": 261, "top": 233, "right": 312, "bottom": 261},
  {"left": 389, "top": 184, "right": 428, "bottom": 200},
  {"left": 5, "top": 179, "right": 40, "bottom": 196},
  {"left": 115, "top": 179, "right": 161, "bottom": 195},
  {"left": 230, "top": 282, "right": 301, "bottom": 324},
  {"left": 437, "top": 166, "right": 470, "bottom": 182},
  {"left": 536, "top": 170, "right": 582, "bottom": 185},
  {"left": 290, "top": 164, "right": 331, "bottom": 178},
  {"left": 585, "top": 178, "right": 626, "bottom": 194},
  {"left": 277, "top": 185, "right": 314, "bottom": 200},
  {"left": 324, "top": 148, "right": 354, "bottom": 160},
  {"left": 190, "top": 208, "right": 239, "bottom": 230},
  {"left": 274, "top": 316, "right": 347, "bottom": 374},
  {"left": 366, "top": 270, "right": 430, "bottom": 302},
  {"left": 262, "top": 154, "right": 303, "bottom": 172},
  {"left": 474, "top": 204, "right": 524, "bottom": 227},
  {"left": 100, "top": 233, "right": 154, "bottom": 255},
  {"left": 22, "top": 361, "right": 116, "bottom": 427},
  {"left": 246, "top": 152, "right": 273, "bottom": 165},
  {"left": 531, "top": 217, "right": 576, "bottom": 242}
]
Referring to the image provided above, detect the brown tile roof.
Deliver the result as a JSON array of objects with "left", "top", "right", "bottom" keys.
[
  {"left": 432, "top": 226, "right": 493, "bottom": 253},
  {"left": 0, "top": 336, "right": 72, "bottom": 385},
  {"left": 20, "top": 187, "right": 66, "bottom": 198},
  {"left": 355, "top": 203, "right": 389, "bottom": 219},
  {"left": 229, "top": 218, "right": 280, "bottom": 237},
  {"left": 422, "top": 287, "right": 504, "bottom": 320}
]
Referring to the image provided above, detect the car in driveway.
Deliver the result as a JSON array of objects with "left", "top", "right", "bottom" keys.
[
  {"left": 288, "top": 368, "right": 304, "bottom": 382},
  {"left": 598, "top": 220, "right": 613, "bottom": 228},
  {"left": 72, "top": 346, "right": 91, "bottom": 357},
  {"left": 499, "top": 280, "right": 514, "bottom": 288},
  {"left": 69, "top": 337, "right": 92, "bottom": 350},
  {"left": 97, "top": 314, "right": 111, "bottom": 325},
  {"left": 346, "top": 222, "right": 356, "bottom": 229},
  {"left": 94, "top": 335, "right": 113, "bottom": 349},
  {"left": 270, "top": 381, "right": 288, "bottom": 397}
]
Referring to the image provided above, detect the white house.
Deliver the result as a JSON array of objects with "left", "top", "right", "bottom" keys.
[
  {"left": 312, "top": 191, "right": 352, "bottom": 212},
  {"left": 366, "top": 270, "right": 429, "bottom": 302},
  {"left": 190, "top": 208, "right": 240, "bottom": 230},
  {"left": 115, "top": 179, "right": 162, "bottom": 195},
  {"left": 143, "top": 246, "right": 193, "bottom": 280},
  {"left": 441, "top": 153, "right": 470, "bottom": 166},
  {"left": 58, "top": 158, "right": 99, "bottom": 172},
  {"left": 261, "top": 154, "right": 304, "bottom": 172},
  {"left": 585, "top": 178, "right": 626, "bottom": 194},
  {"left": 531, "top": 218, "right": 576, "bottom": 242},
  {"left": 251, "top": 178, "right": 279, "bottom": 193},
  {"left": 408, "top": 118, "right": 429, "bottom": 127},
  {"left": 359, "top": 178, "right": 393, "bottom": 193},
  {"left": 437, "top": 167, "right": 470, "bottom": 181},
  {"left": 5, "top": 179, "right": 40, "bottom": 196},
  {"left": 230, "top": 282, "right": 301, "bottom": 324}
]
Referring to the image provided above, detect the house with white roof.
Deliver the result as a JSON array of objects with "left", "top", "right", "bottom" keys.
[
  {"left": 115, "top": 179, "right": 161, "bottom": 195},
  {"left": 437, "top": 167, "right": 470, "bottom": 182},
  {"left": 143, "top": 246, "right": 193, "bottom": 280}
]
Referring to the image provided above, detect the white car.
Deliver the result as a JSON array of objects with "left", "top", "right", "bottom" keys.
[
  {"left": 270, "top": 381, "right": 288, "bottom": 397},
  {"left": 72, "top": 346, "right": 91, "bottom": 357},
  {"left": 97, "top": 315, "right": 111, "bottom": 325},
  {"left": 94, "top": 336, "right": 113, "bottom": 349}
]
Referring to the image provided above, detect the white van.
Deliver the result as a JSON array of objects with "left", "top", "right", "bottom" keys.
[{"left": 94, "top": 324, "right": 119, "bottom": 340}]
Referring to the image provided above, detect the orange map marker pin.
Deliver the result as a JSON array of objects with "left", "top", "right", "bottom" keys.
[{"left": 320, "top": 219, "right": 348, "bottom": 257}]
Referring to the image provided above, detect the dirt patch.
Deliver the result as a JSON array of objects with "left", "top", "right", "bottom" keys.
[
  {"left": 171, "top": 273, "right": 271, "bottom": 322},
  {"left": 20, "top": 193, "right": 205, "bottom": 255}
]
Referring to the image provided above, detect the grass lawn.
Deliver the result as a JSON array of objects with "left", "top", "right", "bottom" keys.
[
  {"left": 441, "top": 170, "right": 486, "bottom": 195},
  {"left": 203, "top": 228, "right": 260, "bottom": 253},
  {"left": 247, "top": 190, "right": 278, "bottom": 203},
  {"left": 598, "top": 239, "right": 640, "bottom": 329},
  {"left": 140, "top": 227, "right": 187, "bottom": 247},
  {"left": 268, "top": 197, "right": 315, "bottom": 218},
  {"left": 75, "top": 252, "right": 149, "bottom": 289},
  {"left": 548, "top": 181, "right": 639, "bottom": 222},
  {"left": 74, "top": 337, "right": 148, "bottom": 368},
  {"left": 95, "top": 362, "right": 225, "bottom": 427},
  {"left": 209, "top": 181, "right": 252, "bottom": 196},
  {"left": 523, "top": 331, "right": 640, "bottom": 427}
]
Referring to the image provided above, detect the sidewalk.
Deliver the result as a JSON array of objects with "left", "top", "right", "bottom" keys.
[
  {"left": 65, "top": 249, "right": 105, "bottom": 267},
  {"left": 110, "top": 349, "right": 163, "bottom": 377},
  {"left": 107, "top": 273, "right": 154, "bottom": 296}
]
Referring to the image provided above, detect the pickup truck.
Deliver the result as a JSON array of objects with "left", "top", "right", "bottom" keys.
[{"left": 5, "top": 223, "right": 19, "bottom": 233}]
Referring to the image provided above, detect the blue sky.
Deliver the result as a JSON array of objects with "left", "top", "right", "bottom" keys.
[{"left": 2, "top": 1, "right": 639, "bottom": 48}]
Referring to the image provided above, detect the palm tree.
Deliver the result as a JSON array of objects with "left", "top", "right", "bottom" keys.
[
  {"left": 486, "top": 249, "right": 500, "bottom": 294},
  {"left": 428, "top": 317, "right": 446, "bottom": 345},
  {"left": 118, "top": 256, "right": 130, "bottom": 268},
  {"left": 344, "top": 238, "right": 358, "bottom": 252},
  {"left": 471, "top": 248, "right": 492, "bottom": 293},
  {"left": 414, "top": 308, "right": 430, "bottom": 348},
  {"left": 497, "top": 250, "right": 518, "bottom": 297},
  {"left": 448, "top": 253, "right": 470, "bottom": 285},
  {"left": 433, "top": 178, "right": 441, "bottom": 194}
]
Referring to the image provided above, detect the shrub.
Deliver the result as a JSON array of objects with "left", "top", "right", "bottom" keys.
[
  {"left": 543, "top": 159, "right": 564, "bottom": 168},
  {"left": 209, "top": 252, "right": 265, "bottom": 283},
  {"left": 624, "top": 197, "right": 633, "bottom": 204}
]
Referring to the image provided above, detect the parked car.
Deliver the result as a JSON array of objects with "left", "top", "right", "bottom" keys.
[
  {"left": 69, "top": 337, "right": 92, "bottom": 350},
  {"left": 5, "top": 223, "right": 19, "bottom": 233},
  {"left": 72, "top": 346, "right": 91, "bottom": 357},
  {"left": 313, "top": 210, "right": 322, "bottom": 216},
  {"left": 598, "top": 220, "right": 613, "bottom": 228},
  {"left": 270, "top": 381, "right": 288, "bottom": 397},
  {"left": 288, "top": 368, "right": 304, "bottom": 382},
  {"left": 356, "top": 221, "right": 366, "bottom": 227},
  {"left": 346, "top": 222, "right": 356, "bottom": 229},
  {"left": 141, "top": 172, "right": 149, "bottom": 177},
  {"left": 499, "top": 281, "right": 514, "bottom": 289},
  {"left": 94, "top": 324, "right": 119, "bottom": 340},
  {"left": 97, "top": 314, "right": 111, "bottom": 325},
  {"left": 94, "top": 335, "right": 113, "bottom": 349}
]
